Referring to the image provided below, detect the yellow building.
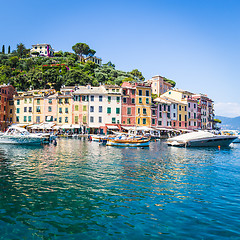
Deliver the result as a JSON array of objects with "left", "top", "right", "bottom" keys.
[
  {"left": 57, "top": 95, "right": 73, "bottom": 126},
  {"left": 135, "top": 83, "right": 152, "bottom": 127},
  {"left": 33, "top": 96, "right": 44, "bottom": 123}
]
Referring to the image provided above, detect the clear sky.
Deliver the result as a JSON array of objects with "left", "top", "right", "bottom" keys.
[{"left": 1, "top": 0, "right": 240, "bottom": 117}]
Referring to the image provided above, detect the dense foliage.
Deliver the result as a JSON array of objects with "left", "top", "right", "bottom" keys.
[{"left": 0, "top": 43, "right": 176, "bottom": 91}]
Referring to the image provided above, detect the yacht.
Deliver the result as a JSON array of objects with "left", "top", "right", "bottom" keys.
[
  {"left": 167, "top": 131, "right": 238, "bottom": 147},
  {"left": 0, "top": 126, "right": 45, "bottom": 145},
  {"left": 221, "top": 130, "right": 240, "bottom": 143}
]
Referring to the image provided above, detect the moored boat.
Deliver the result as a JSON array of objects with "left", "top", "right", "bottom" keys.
[
  {"left": 0, "top": 126, "right": 45, "bottom": 145},
  {"left": 167, "top": 131, "right": 237, "bottom": 147},
  {"left": 106, "top": 136, "right": 150, "bottom": 147}
]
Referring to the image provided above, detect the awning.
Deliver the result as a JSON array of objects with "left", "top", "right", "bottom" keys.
[
  {"left": 60, "top": 124, "right": 73, "bottom": 129},
  {"left": 107, "top": 125, "right": 119, "bottom": 129},
  {"left": 121, "top": 126, "right": 135, "bottom": 130},
  {"left": 136, "top": 126, "right": 155, "bottom": 131}
]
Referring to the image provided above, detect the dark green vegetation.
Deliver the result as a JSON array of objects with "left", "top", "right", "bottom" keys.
[{"left": 0, "top": 43, "right": 175, "bottom": 91}]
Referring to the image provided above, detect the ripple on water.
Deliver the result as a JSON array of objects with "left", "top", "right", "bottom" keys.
[{"left": 0, "top": 139, "right": 240, "bottom": 239}]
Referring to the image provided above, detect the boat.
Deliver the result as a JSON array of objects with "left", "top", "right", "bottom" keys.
[
  {"left": 166, "top": 130, "right": 238, "bottom": 147},
  {"left": 0, "top": 126, "right": 45, "bottom": 145},
  {"left": 106, "top": 135, "right": 150, "bottom": 147},
  {"left": 221, "top": 130, "right": 240, "bottom": 143}
]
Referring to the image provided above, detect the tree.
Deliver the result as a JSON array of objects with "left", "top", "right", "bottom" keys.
[
  {"left": 72, "top": 43, "right": 96, "bottom": 61},
  {"left": 129, "top": 69, "right": 145, "bottom": 81},
  {"left": 16, "top": 43, "right": 29, "bottom": 58},
  {"left": 2, "top": 45, "right": 5, "bottom": 54},
  {"left": 8, "top": 45, "right": 10, "bottom": 54},
  {"left": 163, "top": 77, "right": 176, "bottom": 87}
]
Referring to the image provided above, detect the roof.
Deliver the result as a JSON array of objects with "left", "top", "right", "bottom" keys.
[{"left": 74, "top": 86, "right": 106, "bottom": 95}]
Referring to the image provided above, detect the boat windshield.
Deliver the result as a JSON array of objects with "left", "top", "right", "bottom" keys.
[{"left": 5, "top": 127, "right": 30, "bottom": 136}]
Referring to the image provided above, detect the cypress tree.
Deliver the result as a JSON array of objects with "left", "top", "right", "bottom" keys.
[
  {"left": 2, "top": 45, "right": 5, "bottom": 54},
  {"left": 8, "top": 45, "right": 10, "bottom": 54}
]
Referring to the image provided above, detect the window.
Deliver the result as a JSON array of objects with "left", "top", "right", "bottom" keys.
[
  {"left": 48, "top": 99, "right": 52, "bottom": 104},
  {"left": 28, "top": 116, "right": 31, "bottom": 122},
  {"left": 188, "top": 103, "right": 190, "bottom": 108},
  {"left": 116, "top": 108, "right": 120, "bottom": 114},
  {"left": 194, "top": 113, "right": 196, "bottom": 119},
  {"left": 36, "top": 106, "right": 41, "bottom": 112},
  {"left": 194, "top": 104, "right": 196, "bottom": 108},
  {"left": 131, "top": 98, "right": 135, "bottom": 104},
  {"left": 16, "top": 116, "right": 19, "bottom": 122},
  {"left": 138, "top": 118, "right": 140, "bottom": 124},
  {"left": 143, "top": 118, "right": 146, "bottom": 124},
  {"left": 74, "top": 116, "right": 78, "bottom": 123},
  {"left": 143, "top": 108, "right": 147, "bottom": 115},
  {"left": 10, "top": 117, "right": 12, "bottom": 122},
  {"left": 90, "top": 116, "right": 94, "bottom": 123},
  {"left": 179, "top": 122, "right": 181, "bottom": 127},
  {"left": 90, "top": 106, "right": 94, "bottom": 112},
  {"left": 17, "top": 99, "right": 20, "bottom": 105},
  {"left": 185, "top": 106, "right": 187, "bottom": 111},
  {"left": 59, "top": 107, "right": 62, "bottom": 113},
  {"left": 36, "top": 116, "right": 40, "bottom": 123},
  {"left": 24, "top": 116, "right": 27, "bottom": 122},
  {"left": 112, "top": 118, "right": 116, "bottom": 124},
  {"left": 127, "top": 118, "right": 131, "bottom": 124},
  {"left": 107, "top": 107, "right": 111, "bottom": 114},
  {"left": 108, "top": 96, "right": 111, "bottom": 102},
  {"left": 91, "top": 95, "right": 94, "bottom": 101},
  {"left": 139, "top": 90, "right": 142, "bottom": 96},
  {"left": 159, "top": 112, "right": 162, "bottom": 118},
  {"left": 99, "top": 106, "right": 102, "bottom": 113},
  {"left": 59, "top": 117, "right": 62, "bottom": 123},
  {"left": 158, "top": 121, "right": 162, "bottom": 126},
  {"left": 10, "top": 109, "right": 12, "bottom": 114},
  {"left": 99, "top": 95, "right": 102, "bottom": 102},
  {"left": 59, "top": 99, "right": 63, "bottom": 104},
  {"left": 152, "top": 110, "right": 156, "bottom": 116},
  {"left": 168, "top": 106, "right": 170, "bottom": 112},
  {"left": 83, "top": 116, "right": 87, "bottom": 123},
  {"left": 127, "top": 108, "right": 131, "bottom": 115},
  {"left": 83, "top": 105, "right": 87, "bottom": 111},
  {"left": 65, "top": 117, "right": 68, "bottom": 123},
  {"left": 152, "top": 119, "right": 155, "bottom": 125},
  {"left": 146, "top": 98, "right": 149, "bottom": 104},
  {"left": 194, "top": 122, "right": 196, "bottom": 126},
  {"left": 75, "top": 105, "right": 79, "bottom": 111},
  {"left": 159, "top": 105, "right": 162, "bottom": 111},
  {"left": 138, "top": 108, "right": 140, "bottom": 114},
  {"left": 116, "top": 89, "right": 119, "bottom": 92},
  {"left": 188, "top": 112, "right": 191, "bottom": 118},
  {"left": 132, "top": 90, "right": 135, "bottom": 95},
  {"left": 189, "top": 121, "right": 191, "bottom": 126},
  {"left": 139, "top": 98, "right": 142, "bottom": 104},
  {"left": 65, "top": 108, "right": 68, "bottom": 113},
  {"left": 173, "top": 113, "right": 176, "bottom": 118},
  {"left": 179, "top": 114, "right": 182, "bottom": 121},
  {"left": 112, "top": 89, "right": 115, "bottom": 92},
  {"left": 123, "top": 98, "right": 127, "bottom": 103},
  {"left": 24, "top": 107, "right": 27, "bottom": 112},
  {"left": 117, "top": 97, "right": 120, "bottom": 103},
  {"left": 37, "top": 99, "right": 40, "bottom": 104},
  {"left": 99, "top": 116, "right": 102, "bottom": 123},
  {"left": 173, "top": 104, "right": 176, "bottom": 109},
  {"left": 167, "top": 113, "right": 170, "bottom": 118},
  {"left": 65, "top": 98, "right": 69, "bottom": 104},
  {"left": 185, "top": 115, "right": 187, "bottom": 121},
  {"left": 29, "top": 107, "right": 32, "bottom": 112},
  {"left": 146, "top": 90, "right": 149, "bottom": 96},
  {"left": 48, "top": 106, "right": 52, "bottom": 112},
  {"left": 179, "top": 105, "right": 181, "bottom": 111},
  {"left": 24, "top": 98, "right": 27, "bottom": 103}
]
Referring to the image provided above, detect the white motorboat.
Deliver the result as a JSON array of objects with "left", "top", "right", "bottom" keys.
[
  {"left": 0, "top": 126, "right": 44, "bottom": 145},
  {"left": 167, "top": 131, "right": 237, "bottom": 147}
]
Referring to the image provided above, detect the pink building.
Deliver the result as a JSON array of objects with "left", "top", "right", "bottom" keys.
[
  {"left": 121, "top": 82, "right": 136, "bottom": 126},
  {"left": 147, "top": 75, "right": 173, "bottom": 96},
  {"left": 44, "top": 93, "right": 58, "bottom": 123}
]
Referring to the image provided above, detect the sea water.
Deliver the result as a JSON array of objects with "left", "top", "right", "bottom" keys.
[{"left": 0, "top": 138, "right": 240, "bottom": 239}]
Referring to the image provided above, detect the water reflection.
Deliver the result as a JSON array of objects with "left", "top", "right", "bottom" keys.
[{"left": 0, "top": 140, "right": 240, "bottom": 239}]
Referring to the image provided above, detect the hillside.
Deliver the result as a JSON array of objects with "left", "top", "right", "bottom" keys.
[{"left": 215, "top": 116, "right": 240, "bottom": 130}]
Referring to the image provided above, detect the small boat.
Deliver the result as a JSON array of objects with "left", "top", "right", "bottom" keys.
[
  {"left": 166, "top": 131, "right": 237, "bottom": 147},
  {"left": 106, "top": 136, "right": 150, "bottom": 147},
  {"left": 0, "top": 126, "right": 45, "bottom": 145}
]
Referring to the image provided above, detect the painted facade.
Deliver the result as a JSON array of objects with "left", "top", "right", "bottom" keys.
[{"left": 147, "top": 75, "right": 172, "bottom": 96}]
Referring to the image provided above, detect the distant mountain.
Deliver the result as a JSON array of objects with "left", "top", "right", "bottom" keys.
[{"left": 215, "top": 116, "right": 240, "bottom": 130}]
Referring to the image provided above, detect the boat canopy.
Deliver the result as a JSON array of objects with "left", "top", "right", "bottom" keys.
[{"left": 107, "top": 126, "right": 119, "bottom": 129}]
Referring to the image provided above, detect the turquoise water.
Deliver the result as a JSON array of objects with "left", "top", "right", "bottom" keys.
[{"left": 0, "top": 139, "right": 240, "bottom": 239}]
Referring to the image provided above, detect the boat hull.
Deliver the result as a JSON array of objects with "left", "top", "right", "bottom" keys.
[
  {"left": 106, "top": 139, "right": 150, "bottom": 147},
  {"left": 0, "top": 136, "right": 43, "bottom": 145},
  {"left": 168, "top": 136, "right": 237, "bottom": 147}
]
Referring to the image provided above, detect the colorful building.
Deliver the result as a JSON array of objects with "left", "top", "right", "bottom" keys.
[
  {"left": 121, "top": 82, "right": 136, "bottom": 126},
  {"left": 30, "top": 43, "right": 54, "bottom": 57},
  {"left": 147, "top": 75, "right": 172, "bottom": 96},
  {"left": 135, "top": 83, "right": 152, "bottom": 127}
]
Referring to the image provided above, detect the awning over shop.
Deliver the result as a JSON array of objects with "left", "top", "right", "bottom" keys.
[
  {"left": 107, "top": 125, "right": 119, "bottom": 130},
  {"left": 60, "top": 124, "right": 73, "bottom": 129},
  {"left": 136, "top": 126, "right": 155, "bottom": 131},
  {"left": 121, "top": 126, "right": 135, "bottom": 130}
]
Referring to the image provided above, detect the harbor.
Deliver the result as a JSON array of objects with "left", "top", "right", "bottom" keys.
[{"left": 0, "top": 138, "right": 240, "bottom": 239}]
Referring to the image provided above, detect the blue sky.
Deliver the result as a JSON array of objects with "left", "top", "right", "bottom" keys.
[{"left": 1, "top": 0, "right": 240, "bottom": 117}]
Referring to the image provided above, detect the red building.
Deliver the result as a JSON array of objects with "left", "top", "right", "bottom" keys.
[
  {"left": 121, "top": 82, "right": 136, "bottom": 126},
  {"left": 0, "top": 85, "right": 16, "bottom": 130}
]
